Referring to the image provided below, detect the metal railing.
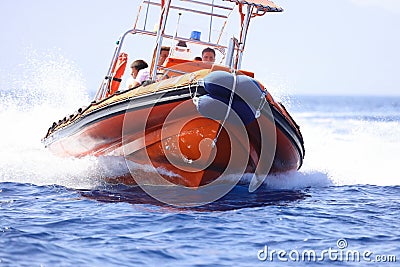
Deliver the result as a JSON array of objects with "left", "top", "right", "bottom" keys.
[{"left": 94, "top": 0, "right": 281, "bottom": 102}]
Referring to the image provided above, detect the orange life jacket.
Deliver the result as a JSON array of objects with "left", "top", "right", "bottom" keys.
[{"left": 106, "top": 52, "right": 128, "bottom": 97}]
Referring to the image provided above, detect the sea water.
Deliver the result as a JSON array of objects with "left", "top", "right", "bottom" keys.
[{"left": 0, "top": 53, "right": 399, "bottom": 266}]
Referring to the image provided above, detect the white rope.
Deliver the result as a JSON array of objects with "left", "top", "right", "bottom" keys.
[
  {"left": 191, "top": 75, "right": 200, "bottom": 105},
  {"left": 255, "top": 90, "right": 267, "bottom": 119},
  {"left": 212, "top": 72, "right": 238, "bottom": 148}
]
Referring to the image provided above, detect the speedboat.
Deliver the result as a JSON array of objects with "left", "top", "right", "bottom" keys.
[{"left": 43, "top": 0, "right": 305, "bottom": 193}]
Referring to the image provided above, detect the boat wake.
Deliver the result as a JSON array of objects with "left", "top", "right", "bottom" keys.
[
  {"left": 0, "top": 49, "right": 398, "bottom": 193},
  {"left": 295, "top": 109, "right": 400, "bottom": 187}
]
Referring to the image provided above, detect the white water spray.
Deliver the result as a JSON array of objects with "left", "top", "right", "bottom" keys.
[{"left": 0, "top": 48, "right": 111, "bottom": 189}]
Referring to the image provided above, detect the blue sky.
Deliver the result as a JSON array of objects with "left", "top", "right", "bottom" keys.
[{"left": 1, "top": 0, "right": 399, "bottom": 96}]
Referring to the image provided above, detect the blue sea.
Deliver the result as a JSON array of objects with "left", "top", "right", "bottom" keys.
[{"left": 0, "top": 60, "right": 399, "bottom": 266}]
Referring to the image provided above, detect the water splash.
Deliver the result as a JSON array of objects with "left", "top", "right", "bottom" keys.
[
  {"left": 0, "top": 48, "right": 102, "bottom": 189},
  {"left": 294, "top": 109, "right": 400, "bottom": 187}
]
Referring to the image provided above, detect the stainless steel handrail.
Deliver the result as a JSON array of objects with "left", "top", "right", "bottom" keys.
[{"left": 144, "top": 1, "right": 228, "bottom": 18}]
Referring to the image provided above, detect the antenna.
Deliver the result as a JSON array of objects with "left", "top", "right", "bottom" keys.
[
  {"left": 208, "top": 0, "right": 215, "bottom": 42},
  {"left": 174, "top": 12, "right": 182, "bottom": 38}
]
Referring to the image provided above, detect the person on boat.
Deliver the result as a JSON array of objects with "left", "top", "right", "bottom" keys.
[
  {"left": 158, "top": 46, "right": 170, "bottom": 66},
  {"left": 126, "top": 59, "right": 150, "bottom": 89},
  {"left": 202, "top": 47, "right": 215, "bottom": 63},
  {"left": 194, "top": 56, "right": 202, "bottom": 61},
  {"left": 155, "top": 46, "right": 171, "bottom": 81}
]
